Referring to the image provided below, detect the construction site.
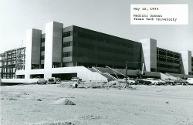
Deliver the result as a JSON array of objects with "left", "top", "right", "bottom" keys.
[
  {"left": 1, "top": 21, "right": 193, "bottom": 125},
  {"left": 0, "top": 21, "right": 193, "bottom": 85}
]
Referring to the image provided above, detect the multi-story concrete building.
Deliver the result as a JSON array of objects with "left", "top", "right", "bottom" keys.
[
  {"left": 0, "top": 47, "right": 25, "bottom": 79},
  {"left": 192, "top": 57, "right": 193, "bottom": 75},
  {"left": 15, "top": 21, "right": 144, "bottom": 81},
  {"left": 1, "top": 21, "right": 193, "bottom": 81},
  {"left": 191, "top": 57, "right": 193, "bottom": 75},
  {"left": 140, "top": 38, "right": 193, "bottom": 75}
]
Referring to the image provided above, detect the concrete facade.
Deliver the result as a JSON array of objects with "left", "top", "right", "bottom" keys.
[
  {"left": 72, "top": 26, "right": 143, "bottom": 69},
  {"left": 1, "top": 21, "right": 193, "bottom": 80},
  {"left": 140, "top": 38, "right": 192, "bottom": 75},
  {"left": 140, "top": 38, "right": 157, "bottom": 72},
  {"left": 15, "top": 21, "right": 144, "bottom": 81},
  {"left": 0, "top": 47, "right": 25, "bottom": 79},
  {"left": 181, "top": 51, "right": 192, "bottom": 75},
  {"left": 44, "top": 22, "right": 63, "bottom": 79},
  {"left": 25, "top": 29, "right": 42, "bottom": 79},
  {"left": 16, "top": 66, "right": 108, "bottom": 82}
]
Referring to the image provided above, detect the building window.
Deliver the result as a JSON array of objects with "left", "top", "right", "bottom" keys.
[
  {"left": 41, "top": 51, "right": 45, "bottom": 56},
  {"left": 17, "top": 75, "right": 25, "bottom": 79},
  {"left": 31, "top": 64, "right": 40, "bottom": 69},
  {"left": 63, "top": 52, "right": 71, "bottom": 57},
  {"left": 63, "top": 31, "right": 71, "bottom": 37},
  {"left": 41, "top": 38, "right": 45, "bottom": 42},
  {"left": 40, "top": 64, "right": 44, "bottom": 69},
  {"left": 41, "top": 42, "right": 45, "bottom": 47},
  {"left": 41, "top": 47, "right": 45, "bottom": 51},
  {"left": 41, "top": 55, "right": 44, "bottom": 60},
  {"left": 52, "top": 62, "right": 61, "bottom": 68},
  {"left": 30, "top": 74, "right": 44, "bottom": 78},
  {"left": 63, "top": 41, "right": 72, "bottom": 47}
]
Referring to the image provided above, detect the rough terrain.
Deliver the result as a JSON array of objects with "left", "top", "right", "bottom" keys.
[{"left": 1, "top": 84, "right": 193, "bottom": 125}]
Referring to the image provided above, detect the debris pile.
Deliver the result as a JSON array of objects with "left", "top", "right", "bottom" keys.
[{"left": 54, "top": 98, "right": 76, "bottom": 105}]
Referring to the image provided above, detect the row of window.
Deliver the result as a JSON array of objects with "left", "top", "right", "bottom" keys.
[
  {"left": 0, "top": 74, "right": 15, "bottom": 79},
  {"left": 74, "top": 39, "right": 137, "bottom": 55},
  {"left": 157, "top": 57, "right": 180, "bottom": 63},
  {"left": 157, "top": 54, "right": 180, "bottom": 60},
  {"left": 76, "top": 48, "right": 138, "bottom": 62},
  {"left": 1, "top": 61, "right": 17, "bottom": 65},
  {"left": 39, "top": 52, "right": 71, "bottom": 59},
  {"left": 77, "top": 33, "right": 134, "bottom": 47},
  {"left": 157, "top": 69, "right": 180, "bottom": 74},
  {"left": 157, "top": 52, "right": 180, "bottom": 59},
  {"left": 157, "top": 63, "right": 180, "bottom": 69},
  {"left": 1, "top": 68, "right": 16, "bottom": 73},
  {"left": 157, "top": 48, "right": 180, "bottom": 55}
]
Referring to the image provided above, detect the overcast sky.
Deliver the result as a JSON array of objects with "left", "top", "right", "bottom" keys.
[{"left": 0, "top": 0, "right": 192, "bottom": 53}]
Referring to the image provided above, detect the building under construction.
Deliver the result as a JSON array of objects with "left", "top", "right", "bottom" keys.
[
  {"left": 0, "top": 21, "right": 193, "bottom": 81},
  {"left": 0, "top": 47, "right": 25, "bottom": 79}
]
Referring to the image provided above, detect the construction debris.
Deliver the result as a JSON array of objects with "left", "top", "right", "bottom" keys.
[{"left": 54, "top": 98, "right": 76, "bottom": 105}]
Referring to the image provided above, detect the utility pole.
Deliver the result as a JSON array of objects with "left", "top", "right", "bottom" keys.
[{"left": 125, "top": 63, "right": 129, "bottom": 87}]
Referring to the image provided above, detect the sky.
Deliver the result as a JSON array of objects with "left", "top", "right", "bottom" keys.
[{"left": 0, "top": 0, "right": 192, "bottom": 53}]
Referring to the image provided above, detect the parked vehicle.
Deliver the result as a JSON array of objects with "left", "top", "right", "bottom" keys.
[
  {"left": 128, "top": 79, "right": 136, "bottom": 85},
  {"left": 37, "top": 78, "right": 47, "bottom": 84},
  {"left": 47, "top": 77, "right": 56, "bottom": 84},
  {"left": 71, "top": 77, "right": 81, "bottom": 88},
  {"left": 187, "top": 78, "right": 193, "bottom": 85},
  {"left": 55, "top": 78, "right": 61, "bottom": 83},
  {"left": 135, "top": 79, "right": 152, "bottom": 85},
  {"left": 122, "top": 78, "right": 136, "bottom": 85},
  {"left": 145, "top": 78, "right": 166, "bottom": 85},
  {"left": 174, "top": 79, "right": 188, "bottom": 85},
  {"left": 163, "top": 79, "right": 175, "bottom": 85}
]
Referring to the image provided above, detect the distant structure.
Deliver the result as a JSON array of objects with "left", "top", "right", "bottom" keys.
[
  {"left": 140, "top": 38, "right": 193, "bottom": 75},
  {"left": 0, "top": 21, "right": 192, "bottom": 81},
  {"left": 0, "top": 47, "right": 25, "bottom": 79}
]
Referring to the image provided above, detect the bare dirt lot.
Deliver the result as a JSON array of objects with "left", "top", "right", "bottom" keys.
[{"left": 1, "top": 84, "right": 193, "bottom": 125}]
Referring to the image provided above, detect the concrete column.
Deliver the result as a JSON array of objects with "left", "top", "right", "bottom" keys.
[
  {"left": 181, "top": 50, "right": 192, "bottom": 75},
  {"left": 25, "top": 29, "right": 42, "bottom": 79},
  {"left": 44, "top": 21, "right": 63, "bottom": 79},
  {"left": 140, "top": 38, "right": 157, "bottom": 72}
]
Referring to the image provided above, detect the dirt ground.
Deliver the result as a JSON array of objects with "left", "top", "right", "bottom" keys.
[{"left": 0, "top": 84, "right": 193, "bottom": 125}]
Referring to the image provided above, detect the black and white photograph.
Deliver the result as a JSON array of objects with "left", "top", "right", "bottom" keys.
[{"left": 0, "top": 0, "right": 193, "bottom": 125}]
